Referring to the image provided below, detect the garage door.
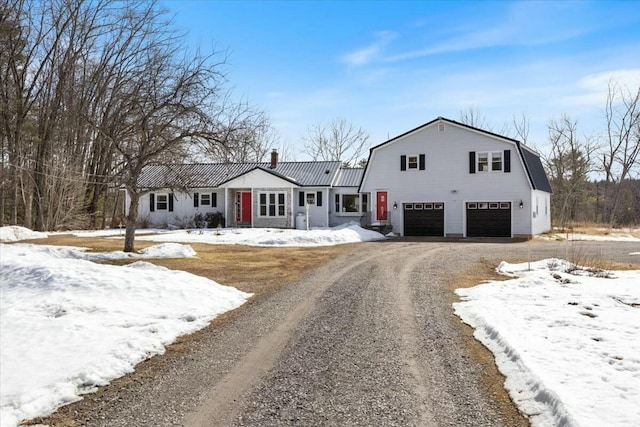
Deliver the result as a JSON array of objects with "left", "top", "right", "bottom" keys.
[
  {"left": 466, "top": 202, "right": 511, "bottom": 237},
  {"left": 404, "top": 203, "right": 444, "bottom": 236}
]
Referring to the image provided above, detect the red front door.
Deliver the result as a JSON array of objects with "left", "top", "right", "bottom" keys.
[
  {"left": 236, "top": 192, "right": 252, "bottom": 223},
  {"left": 377, "top": 191, "right": 388, "bottom": 221}
]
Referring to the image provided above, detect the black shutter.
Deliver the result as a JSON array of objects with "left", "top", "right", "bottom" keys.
[
  {"left": 317, "top": 191, "right": 322, "bottom": 207},
  {"left": 168, "top": 193, "right": 174, "bottom": 212},
  {"left": 149, "top": 193, "right": 155, "bottom": 212},
  {"left": 299, "top": 192, "right": 305, "bottom": 207},
  {"left": 400, "top": 155, "right": 407, "bottom": 171},
  {"left": 469, "top": 152, "right": 476, "bottom": 174},
  {"left": 193, "top": 192, "right": 199, "bottom": 207},
  {"left": 504, "top": 150, "right": 511, "bottom": 172},
  {"left": 419, "top": 154, "right": 426, "bottom": 170},
  {"left": 211, "top": 192, "right": 217, "bottom": 207}
]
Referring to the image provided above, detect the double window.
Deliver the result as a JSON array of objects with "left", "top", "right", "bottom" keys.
[
  {"left": 259, "top": 192, "right": 286, "bottom": 217},
  {"left": 477, "top": 151, "right": 502, "bottom": 172},
  {"left": 469, "top": 150, "right": 510, "bottom": 173}
]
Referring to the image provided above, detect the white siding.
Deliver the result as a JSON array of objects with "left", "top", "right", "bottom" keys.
[
  {"left": 294, "top": 188, "right": 330, "bottom": 227},
  {"left": 361, "top": 121, "right": 534, "bottom": 236},
  {"left": 531, "top": 189, "right": 551, "bottom": 235},
  {"left": 134, "top": 189, "right": 225, "bottom": 228}
]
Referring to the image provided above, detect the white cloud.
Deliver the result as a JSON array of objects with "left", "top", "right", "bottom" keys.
[
  {"left": 559, "top": 69, "right": 640, "bottom": 108},
  {"left": 341, "top": 31, "right": 395, "bottom": 66}
]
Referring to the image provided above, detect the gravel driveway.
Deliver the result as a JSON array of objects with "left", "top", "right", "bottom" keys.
[{"left": 42, "top": 239, "right": 639, "bottom": 426}]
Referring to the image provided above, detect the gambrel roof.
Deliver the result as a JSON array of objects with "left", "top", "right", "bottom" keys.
[
  {"left": 361, "top": 116, "right": 552, "bottom": 193},
  {"left": 138, "top": 161, "right": 349, "bottom": 188}
]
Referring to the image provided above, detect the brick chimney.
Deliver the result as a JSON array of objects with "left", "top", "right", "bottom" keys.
[{"left": 270, "top": 149, "right": 278, "bottom": 169}]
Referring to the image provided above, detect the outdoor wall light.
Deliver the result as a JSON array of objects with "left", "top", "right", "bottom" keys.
[
  {"left": 519, "top": 200, "right": 524, "bottom": 209},
  {"left": 393, "top": 202, "right": 398, "bottom": 210}
]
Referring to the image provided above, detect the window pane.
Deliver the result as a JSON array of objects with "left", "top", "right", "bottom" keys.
[
  {"left": 492, "top": 152, "right": 502, "bottom": 171},
  {"left": 306, "top": 193, "right": 315, "bottom": 205},
  {"left": 343, "top": 194, "right": 360, "bottom": 212},
  {"left": 260, "top": 206, "right": 267, "bottom": 216},
  {"left": 408, "top": 155, "right": 418, "bottom": 169},
  {"left": 279, "top": 193, "right": 285, "bottom": 205},
  {"left": 269, "top": 205, "right": 275, "bottom": 216},
  {"left": 478, "top": 152, "right": 489, "bottom": 172},
  {"left": 260, "top": 193, "right": 266, "bottom": 204},
  {"left": 278, "top": 205, "right": 285, "bottom": 216},
  {"left": 157, "top": 194, "right": 168, "bottom": 210},
  {"left": 269, "top": 193, "right": 275, "bottom": 204}
]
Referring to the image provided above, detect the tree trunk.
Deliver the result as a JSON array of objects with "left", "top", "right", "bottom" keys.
[{"left": 124, "top": 191, "right": 139, "bottom": 252}]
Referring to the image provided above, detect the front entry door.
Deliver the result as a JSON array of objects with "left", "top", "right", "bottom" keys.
[
  {"left": 236, "top": 191, "right": 252, "bottom": 224},
  {"left": 376, "top": 191, "right": 388, "bottom": 221}
]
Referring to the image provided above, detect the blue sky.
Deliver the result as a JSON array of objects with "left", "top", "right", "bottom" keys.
[{"left": 164, "top": 0, "right": 640, "bottom": 160}]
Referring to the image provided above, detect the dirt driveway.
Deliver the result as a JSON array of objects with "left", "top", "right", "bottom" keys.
[{"left": 36, "top": 239, "right": 639, "bottom": 426}]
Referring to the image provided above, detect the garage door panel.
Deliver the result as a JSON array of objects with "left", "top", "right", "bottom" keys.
[
  {"left": 466, "top": 202, "right": 511, "bottom": 237},
  {"left": 404, "top": 203, "right": 444, "bottom": 236}
]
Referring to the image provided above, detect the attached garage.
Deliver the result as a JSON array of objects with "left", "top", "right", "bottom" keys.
[
  {"left": 403, "top": 202, "right": 444, "bottom": 236},
  {"left": 466, "top": 202, "right": 511, "bottom": 237}
]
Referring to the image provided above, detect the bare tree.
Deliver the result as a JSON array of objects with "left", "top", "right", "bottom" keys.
[
  {"left": 303, "top": 118, "right": 370, "bottom": 166},
  {"left": 544, "top": 115, "right": 597, "bottom": 225},
  {"left": 600, "top": 78, "right": 640, "bottom": 224},
  {"left": 509, "top": 113, "right": 530, "bottom": 145},
  {"left": 459, "top": 106, "right": 493, "bottom": 131},
  {"left": 200, "top": 99, "right": 274, "bottom": 163}
]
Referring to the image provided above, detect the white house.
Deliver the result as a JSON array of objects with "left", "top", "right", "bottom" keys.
[
  {"left": 129, "top": 117, "right": 551, "bottom": 238},
  {"left": 128, "top": 150, "right": 367, "bottom": 229},
  {"left": 359, "top": 117, "right": 552, "bottom": 238}
]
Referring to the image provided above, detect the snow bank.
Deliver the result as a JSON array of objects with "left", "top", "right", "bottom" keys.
[
  {"left": 136, "top": 223, "right": 385, "bottom": 247},
  {"left": 0, "top": 243, "right": 250, "bottom": 427},
  {"left": 454, "top": 259, "right": 640, "bottom": 427},
  {"left": 0, "top": 226, "right": 48, "bottom": 242}
]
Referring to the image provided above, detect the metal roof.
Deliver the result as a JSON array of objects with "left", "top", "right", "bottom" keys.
[
  {"left": 334, "top": 168, "right": 364, "bottom": 187},
  {"left": 138, "top": 161, "right": 343, "bottom": 188}
]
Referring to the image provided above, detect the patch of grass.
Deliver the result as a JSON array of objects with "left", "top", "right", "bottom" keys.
[{"left": 448, "top": 258, "right": 529, "bottom": 426}]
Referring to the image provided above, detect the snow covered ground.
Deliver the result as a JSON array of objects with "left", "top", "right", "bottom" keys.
[
  {"left": 0, "top": 243, "right": 251, "bottom": 427},
  {"left": 133, "top": 223, "right": 385, "bottom": 247},
  {"left": 2, "top": 225, "right": 638, "bottom": 426},
  {"left": 454, "top": 259, "right": 640, "bottom": 427},
  {"left": 539, "top": 228, "right": 640, "bottom": 242},
  {"left": 0, "top": 226, "right": 48, "bottom": 242}
]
